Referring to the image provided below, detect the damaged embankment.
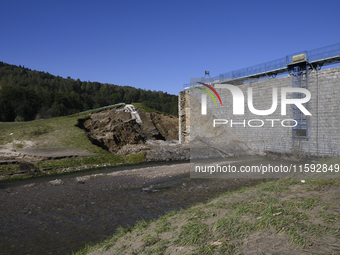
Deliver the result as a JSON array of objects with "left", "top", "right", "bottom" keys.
[
  {"left": 76, "top": 105, "right": 189, "bottom": 161},
  {"left": 0, "top": 104, "right": 187, "bottom": 181}
]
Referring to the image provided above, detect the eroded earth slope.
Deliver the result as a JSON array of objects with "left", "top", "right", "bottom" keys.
[{"left": 78, "top": 106, "right": 179, "bottom": 154}]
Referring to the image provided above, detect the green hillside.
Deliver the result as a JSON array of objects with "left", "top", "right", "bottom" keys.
[
  {"left": 0, "top": 62, "right": 178, "bottom": 122},
  {"left": 0, "top": 106, "right": 145, "bottom": 181}
]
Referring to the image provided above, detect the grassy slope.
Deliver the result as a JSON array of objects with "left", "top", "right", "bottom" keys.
[
  {"left": 74, "top": 158, "right": 340, "bottom": 255},
  {"left": 0, "top": 106, "right": 145, "bottom": 180},
  {"left": 132, "top": 102, "right": 174, "bottom": 116}
]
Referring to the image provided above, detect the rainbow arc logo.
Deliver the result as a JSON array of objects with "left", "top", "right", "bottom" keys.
[{"left": 193, "top": 82, "right": 223, "bottom": 106}]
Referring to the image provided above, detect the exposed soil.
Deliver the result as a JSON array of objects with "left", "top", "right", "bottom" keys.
[{"left": 77, "top": 106, "right": 179, "bottom": 154}]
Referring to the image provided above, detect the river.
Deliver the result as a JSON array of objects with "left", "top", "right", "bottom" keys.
[{"left": 0, "top": 157, "right": 287, "bottom": 255}]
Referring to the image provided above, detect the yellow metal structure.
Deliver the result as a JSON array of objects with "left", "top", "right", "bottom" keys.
[{"left": 292, "top": 54, "right": 306, "bottom": 64}]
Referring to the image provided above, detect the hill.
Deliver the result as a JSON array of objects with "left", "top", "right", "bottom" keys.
[{"left": 0, "top": 62, "right": 178, "bottom": 122}]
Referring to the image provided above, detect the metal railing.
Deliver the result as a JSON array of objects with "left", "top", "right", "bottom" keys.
[
  {"left": 79, "top": 103, "right": 125, "bottom": 114},
  {"left": 184, "top": 42, "right": 340, "bottom": 88}
]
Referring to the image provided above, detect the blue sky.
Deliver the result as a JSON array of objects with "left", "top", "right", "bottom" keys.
[{"left": 1, "top": 0, "right": 340, "bottom": 95}]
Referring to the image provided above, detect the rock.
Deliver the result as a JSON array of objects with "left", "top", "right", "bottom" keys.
[
  {"left": 142, "top": 186, "right": 160, "bottom": 193},
  {"left": 145, "top": 145, "right": 190, "bottom": 162},
  {"left": 23, "top": 183, "right": 36, "bottom": 188},
  {"left": 49, "top": 179, "right": 63, "bottom": 186},
  {"left": 116, "top": 144, "right": 149, "bottom": 156},
  {"left": 76, "top": 176, "right": 90, "bottom": 184}
]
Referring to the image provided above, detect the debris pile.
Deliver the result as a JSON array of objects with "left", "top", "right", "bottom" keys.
[{"left": 78, "top": 106, "right": 180, "bottom": 155}]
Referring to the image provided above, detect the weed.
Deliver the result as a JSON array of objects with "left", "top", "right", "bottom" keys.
[
  {"left": 284, "top": 223, "right": 308, "bottom": 247},
  {"left": 186, "top": 208, "right": 211, "bottom": 220},
  {"left": 31, "top": 127, "right": 51, "bottom": 136},
  {"left": 195, "top": 241, "right": 241, "bottom": 255},
  {"left": 259, "top": 182, "right": 290, "bottom": 193},
  {"left": 175, "top": 220, "right": 209, "bottom": 245},
  {"left": 158, "top": 209, "right": 182, "bottom": 221},
  {"left": 0, "top": 165, "right": 20, "bottom": 176},
  {"left": 34, "top": 152, "right": 145, "bottom": 170},
  {"left": 194, "top": 243, "right": 217, "bottom": 255},
  {"left": 101, "top": 225, "right": 133, "bottom": 251},
  {"left": 133, "top": 219, "right": 150, "bottom": 234},
  {"left": 317, "top": 205, "right": 340, "bottom": 223},
  {"left": 305, "top": 178, "right": 340, "bottom": 191},
  {"left": 216, "top": 241, "right": 241, "bottom": 255},
  {"left": 298, "top": 196, "right": 321, "bottom": 210},
  {"left": 214, "top": 216, "right": 254, "bottom": 239},
  {"left": 205, "top": 201, "right": 228, "bottom": 210},
  {"left": 143, "top": 235, "right": 160, "bottom": 247},
  {"left": 15, "top": 142, "right": 24, "bottom": 149},
  {"left": 116, "top": 244, "right": 127, "bottom": 252},
  {"left": 155, "top": 220, "right": 171, "bottom": 234},
  {"left": 144, "top": 240, "right": 168, "bottom": 255}
]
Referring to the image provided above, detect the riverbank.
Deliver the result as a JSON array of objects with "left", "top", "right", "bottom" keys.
[
  {"left": 75, "top": 176, "right": 340, "bottom": 255},
  {"left": 1, "top": 161, "right": 268, "bottom": 255}
]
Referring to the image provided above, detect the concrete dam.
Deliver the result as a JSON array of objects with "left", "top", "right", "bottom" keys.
[{"left": 179, "top": 43, "right": 340, "bottom": 158}]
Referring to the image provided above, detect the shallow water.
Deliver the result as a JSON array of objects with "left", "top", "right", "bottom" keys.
[{"left": 0, "top": 158, "right": 276, "bottom": 255}]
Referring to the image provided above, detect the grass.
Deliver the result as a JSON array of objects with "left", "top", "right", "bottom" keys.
[
  {"left": 142, "top": 235, "right": 161, "bottom": 247},
  {"left": 0, "top": 164, "right": 21, "bottom": 176},
  {"left": 0, "top": 113, "right": 97, "bottom": 153},
  {"left": 143, "top": 240, "right": 168, "bottom": 255},
  {"left": 0, "top": 106, "right": 146, "bottom": 181},
  {"left": 0, "top": 151, "right": 145, "bottom": 181},
  {"left": 155, "top": 221, "right": 172, "bottom": 234},
  {"left": 132, "top": 102, "right": 162, "bottom": 114},
  {"left": 214, "top": 216, "right": 254, "bottom": 239},
  {"left": 175, "top": 220, "right": 209, "bottom": 245},
  {"left": 132, "top": 102, "right": 176, "bottom": 117},
  {"left": 34, "top": 152, "right": 145, "bottom": 169}
]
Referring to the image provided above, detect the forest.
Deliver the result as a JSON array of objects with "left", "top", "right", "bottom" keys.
[{"left": 0, "top": 62, "right": 178, "bottom": 121}]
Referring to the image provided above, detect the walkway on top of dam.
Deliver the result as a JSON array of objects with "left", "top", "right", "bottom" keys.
[{"left": 184, "top": 42, "right": 340, "bottom": 87}]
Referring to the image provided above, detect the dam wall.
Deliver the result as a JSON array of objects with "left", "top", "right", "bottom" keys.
[{"left": 179, "top": 66, "right": 340, "bottom": 156}]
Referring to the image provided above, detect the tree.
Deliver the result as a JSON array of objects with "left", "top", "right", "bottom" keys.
[
  {"left": 111, "top": 93, "right": 119, "bottom": 104},
  {"left": 0, "top": 62, "right": 179, "bottom": 121}
]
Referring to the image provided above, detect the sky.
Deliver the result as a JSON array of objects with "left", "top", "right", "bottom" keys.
[{"left": 1, "top": 0, "right": 340, "bottom": 95}]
